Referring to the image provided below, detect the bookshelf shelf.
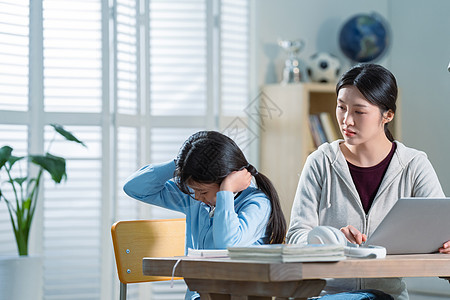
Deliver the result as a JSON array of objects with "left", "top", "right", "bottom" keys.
[{"left": 259, "top": 83, "right": 400, "bottom": 223}]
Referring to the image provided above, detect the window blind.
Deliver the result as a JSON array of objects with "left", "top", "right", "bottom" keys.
[
  {"left": 43, "top": 0, "right": 102, "bottom": 113},
  {"left": 149, "top": 0, "right": 207, "bottom": 116},
  {"left": 42, "top": 0, "right": 103, "bottom": 298},
  {"left": 221, "top": 0, "right": 249, "bottom": 116},
  {"left": 1, "top": 1, "right": 251, "bottom": 299},
  {"left": 116, "top": 1, "right": 138, "bottom": 115},
  {"left": 219, "top": 0, "right": 252, "bottom": 156},
  {"left": 0, "top": 0, "right": 29, "bottom": 255},
  {"left": 116, "top": 127, "right": 140, "bottom": 220},
  {"left": 0, "top": 125, "right": 28, "bottom": 255},
  {"left": 43, "top": 126, "right": 102, "bottom": 299},
  {"left": 0, "top": 0, "right": 29, "bottom": 111}
]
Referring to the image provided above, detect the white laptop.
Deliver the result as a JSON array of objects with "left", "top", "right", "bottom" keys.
[{"left": 365, "top": 197, "right": 450, "bottom": 255}]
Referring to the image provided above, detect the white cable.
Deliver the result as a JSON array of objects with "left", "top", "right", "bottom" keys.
[{"left": 170, "top": 258, "right": 182, "bottom": 288}]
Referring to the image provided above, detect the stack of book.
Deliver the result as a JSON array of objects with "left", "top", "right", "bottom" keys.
[
  {"left": 227, "top": 244, "right": 345, "bottom": 263},
  {"left": 309, "top": 112, "right": 340, "bottom": 147}
]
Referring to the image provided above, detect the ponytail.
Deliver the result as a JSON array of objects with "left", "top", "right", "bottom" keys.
[
  {"left": 247, "top": 165, "right": 287, "bottom": 244},
  {"left": 385, "top": 124, "right": 394, "bottom": 142}
]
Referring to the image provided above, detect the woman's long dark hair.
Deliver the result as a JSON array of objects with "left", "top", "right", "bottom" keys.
[
  {"left": 336, "top": 63, "right": 398, "bottom": 142},
  {"left": 174, "top": 131, "right": 286, "bottom": 244}
]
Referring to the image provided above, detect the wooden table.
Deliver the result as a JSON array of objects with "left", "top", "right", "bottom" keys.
[{"left": 143, "top": 254, "right": 450, "bottom": 300}]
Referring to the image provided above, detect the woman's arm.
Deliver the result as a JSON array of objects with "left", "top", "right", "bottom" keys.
[
  {"left": 123, "top": 160, "right": 190, "bottom": 213},
  {"left": 410, "top": 154, "right": 445, "bottom": 198}
]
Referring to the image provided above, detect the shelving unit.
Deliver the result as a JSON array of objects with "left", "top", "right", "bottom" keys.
[{"left": 259, "top": 83, "right": 400, "bottom": 223}]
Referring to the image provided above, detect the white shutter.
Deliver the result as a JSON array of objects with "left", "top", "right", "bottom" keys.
[
  {"left": 115, "top": 0, "right": 141, "bottom": 221},
  {"left": 43, "top": 125, "right": 102, "bottom": 299},
  {"left": 149, "top": 0, "right": 207, "bottom": 116},
  {"left": 1, "top": 0, "right": 251, "bottom": 299},
  {"left": 0, "top": 0, "right": 29, "bottom": 111},
  {"left": 42, "top": 0, "right": 103, "bottom": 298},
  {"left": 115, "top": 126, "right": 142, "bottom": 300},
  {"left": 116, "top": 0, "right": 138, "bottom": 115},
  {"left": 116, "top": 127, "right": 141, "bottom": 220},
  {"left": 0, "top": 125, "right": 28, "bottom": 255},
  {"left": 221, "top": 0, "right": 249, "bottom": 116},
  {"left": 42, "top": 0, "right": 102, "bottom": 113},
  {"left": 0, "top": 0, "right": 29, "bottom": 254},
  {"left": 219, "top": 0, "right": 253, "bottom": 156}
]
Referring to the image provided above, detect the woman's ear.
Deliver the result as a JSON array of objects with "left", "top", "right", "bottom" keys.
[{"left": 383, "top": 110, "right": 394, "bottom": 124}]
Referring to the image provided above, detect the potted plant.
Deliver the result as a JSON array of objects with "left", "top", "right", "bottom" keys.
[{"left": 0, "top": 124, "right": 85, "bottom": 299}]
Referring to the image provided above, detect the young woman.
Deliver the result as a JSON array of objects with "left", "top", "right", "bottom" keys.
[
  {"left": 123, "top": 130, "right": 286, "bottom": 300},
  {"left": 286, "top": 64, "right": 446, "bottom": 300}
]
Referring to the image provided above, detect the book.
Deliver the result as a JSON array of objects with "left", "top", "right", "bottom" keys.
[
  {"left": 308, "top": 115, "right": 322, "bottom": 147},
  {"left": 309, "top": 114, "right": 328, "bottom": 147},
  {"left": 319, "top": 112, "right": 340, "bottom": 142},
  {"left": 227, "top": 244, "right": 345, "bottom": 263},
  {"left": 187, "top": 248, "right": 229, "bottom": 258}
]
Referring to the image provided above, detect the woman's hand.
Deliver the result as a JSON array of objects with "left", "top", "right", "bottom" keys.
[
  {"left": 220, "top": 169, "right": 252, "bottom": 193},
  {"left": 439, "top": 241, "right": 450, "bottom": 254},
  {"left": 340, "top": 225, "right": 367, "bottom": 245}
]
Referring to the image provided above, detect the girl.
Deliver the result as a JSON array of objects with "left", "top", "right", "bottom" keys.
[
  {"left": 124, "top": 130, "right": 286, "bottom": 300},
  {"left": 286, "top": 64, "right": 446, "bottom": 300}
]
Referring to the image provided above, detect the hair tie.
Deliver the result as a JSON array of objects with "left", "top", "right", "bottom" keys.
[{"left": 246, "top": 164, "right": 258, "bottom": 176}]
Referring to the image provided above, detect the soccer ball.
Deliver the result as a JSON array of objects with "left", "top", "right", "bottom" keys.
[{"left": 307, "top": 52, "right": 341, "bottom": 83}]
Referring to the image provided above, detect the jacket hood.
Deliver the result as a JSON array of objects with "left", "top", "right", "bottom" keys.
[{"left": 315, "top": 140, "right": 429, "bottom": 210}]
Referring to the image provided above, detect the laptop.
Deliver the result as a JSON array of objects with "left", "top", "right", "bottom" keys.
[{"left": 364, "top": 197, "right": 450, "bottom": 255}]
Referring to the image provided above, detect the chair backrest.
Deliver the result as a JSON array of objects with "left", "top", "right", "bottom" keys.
[{"left": 111, "top": 218, "right": 186, "bottom": 284}]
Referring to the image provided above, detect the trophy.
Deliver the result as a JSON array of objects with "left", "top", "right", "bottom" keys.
[{"left": 278, "top": 38, "right": 305, "bottom": 84}]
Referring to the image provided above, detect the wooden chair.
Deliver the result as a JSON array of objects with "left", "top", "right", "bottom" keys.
[{"left": 111, "top": 218, "right": 186, "bottom": 300}]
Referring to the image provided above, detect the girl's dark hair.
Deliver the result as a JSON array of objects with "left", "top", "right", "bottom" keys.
[
  {"left": 336, "top": 63, "right": 398, "bottom": 142},
  {"left": 174, "top": 130, "right": 286, "bottom": 244}
]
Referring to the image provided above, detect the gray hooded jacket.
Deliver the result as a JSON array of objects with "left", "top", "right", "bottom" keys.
[{"left": 286, "top": 140, "right": 445, "bottom": 300}]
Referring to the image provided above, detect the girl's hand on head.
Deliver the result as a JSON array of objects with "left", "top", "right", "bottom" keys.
[
  {"left": 439, "top": 241, "right": 450, "bottom": 254},
  {"left": 340, "top": 225, "right": 367, "bottom": 245},
  {"left": 219, "top": 169, "right": 252, "bottom": 193}
]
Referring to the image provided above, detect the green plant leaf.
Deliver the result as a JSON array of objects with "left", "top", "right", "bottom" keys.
[
  {"left": 23, "top": 197, "right": 31, "bottom": 210},
  {"left": 0, "top": 145, "right": 12, "bottom": 169},
  {"left": 8, "top": 155, "right": 25, "bottom": 168},
  {"left": 30, "top": 153, "right": 67, "bottom": 183},
  {"left": 50, "top": 124, "right": 87, "bottom": 147},
  {"left": 11, "top": 177, "right": 28, "bottom": 186}
]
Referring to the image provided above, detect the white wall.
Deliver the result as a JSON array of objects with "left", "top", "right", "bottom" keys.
[
  {"left": 389, "top": 1, "right": 450, "bottom": 196},
  {"left": 254, "top": 0, "right": 450, "bottom": 195},
  {"left": 389, "top": 3, "right": 450, "bottom": 296},
  {"left": 254, "top": 0, "right": 389, "bottom": 84}
]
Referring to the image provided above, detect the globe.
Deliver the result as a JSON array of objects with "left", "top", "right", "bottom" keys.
[{"left": 339, "top": 13, "right": 389, "bottom": 63}]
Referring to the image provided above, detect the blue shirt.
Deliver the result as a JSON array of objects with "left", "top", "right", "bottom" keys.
[{"left": 123, "top": 160, "right": 272, "bottom": 299}]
